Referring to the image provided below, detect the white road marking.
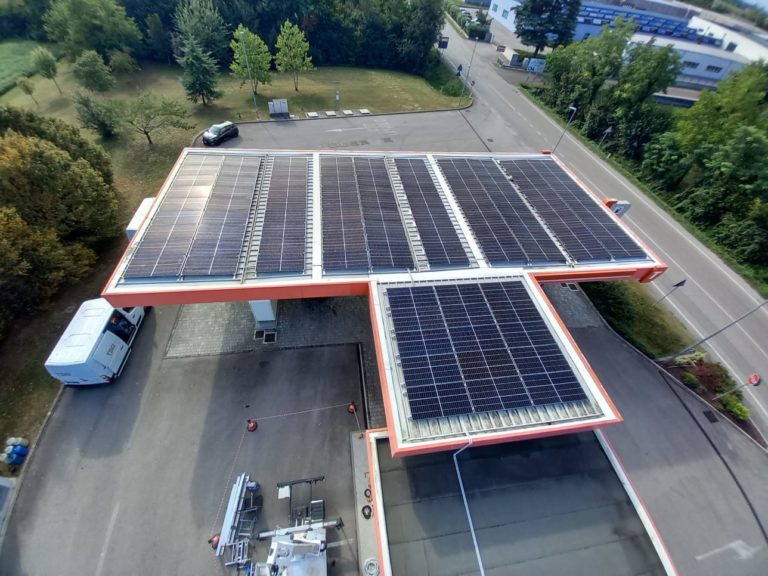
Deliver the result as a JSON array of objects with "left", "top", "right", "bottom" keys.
[
  {"left": 695, "top": 540, "right": 762, "bottom": 561},
  {"left": 326, "top": 127, "right": 366, "bottom": 133},
  {"left": 94, "top": 501, "right": 120, "bottom": 576}
]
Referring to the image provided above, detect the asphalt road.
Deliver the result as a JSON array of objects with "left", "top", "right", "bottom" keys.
[{"left": 439, "top": 23, "right": 768, "bottom": 437}]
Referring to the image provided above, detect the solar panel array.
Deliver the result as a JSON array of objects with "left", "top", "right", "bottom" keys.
[
  {"left": 256, "top": 156, "right": 309, "bottom": 274},
  {"left": 437, "top": 158, "right": 566, "bottom": 266},
  {"left": 500, "top": 159, "right": 648, "bottom": 263},
  {"left": 394, "top": 158, "right": 469, "bottom": 268},
  {"left": 321, "top": 156, "right": 369, "bottom": 271},
  {"left": 386, "top": 281, "right": 587, "bottom": 420},
  {"left": 184, "top": 156, "right": 260, "bottom": 277},
  {"left": 321, "top": 156, "right": 414, "bottom": 272}
]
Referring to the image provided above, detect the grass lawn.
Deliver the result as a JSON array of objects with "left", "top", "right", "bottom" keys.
[
  {"left": 0, "top": 40, "right": 43, "bottom": 95},
  {"left": 581, "top": 281, "right": 693, "bottom": 359},
  {"left": 0, "top": 60, "right": 461, "bottom": 474}
]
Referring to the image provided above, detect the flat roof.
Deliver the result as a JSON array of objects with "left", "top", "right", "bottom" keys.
[
  {"left": 370, "top": 433, "right": 666, "bottom": 576},
  {"left": 371, "top": 275, "right": 620, "bottom": 454},
  {"left": 102, "top": 149, "right": 665, "bottom": 307}
]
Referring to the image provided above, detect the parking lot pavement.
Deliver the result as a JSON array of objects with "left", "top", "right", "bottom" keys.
[
  {"left": 203, "top": 110, "right": 527, "bottom": 153},
  {"left": 0, "top": 305, "right": 363, "bottom": 576}
]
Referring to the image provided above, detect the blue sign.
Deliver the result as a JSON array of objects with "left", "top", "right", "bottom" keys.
[{"left": 527, "top": 58, "right": 546, "bottom": 74}]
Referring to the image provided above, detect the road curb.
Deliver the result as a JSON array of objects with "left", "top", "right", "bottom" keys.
[
  {"left": 190, "top": 103, "right": 474, "bottom": 146},
  {"left": 0, "top": 384, "right": 65, "bottom": 550}
]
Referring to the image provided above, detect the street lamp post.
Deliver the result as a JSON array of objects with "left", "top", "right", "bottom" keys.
[
  {"left": 599, "top": 125, "right": 614, "bottom": 146},
  {"left": 460, "top": 39, "right": 479, "bottom": 106},
  {"left": 552, "top": 105, "right": 577, "bottom": 153},
  {"left": 654, "top": 279, "right": 686, "bottom": 306},
  {"left": 662, "top": 299, "right": 768, "bottom": 361}
]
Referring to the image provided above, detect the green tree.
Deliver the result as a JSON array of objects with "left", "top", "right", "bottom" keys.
[
  {"left": 613, "top": 40, "right": 681, "bottom": 109},
  {"left": 275, "top": 20, "right": 313, "bottom": 92},
  {"left": 0, "top": 105, "right": 113, "bottom": 184},
  {"left": 145, "top": 12, "right": 172, "bottom": 63},
  {"left": 30, "top": 46, "right": 62, "bottom": 95},
  {"left": 73, "top": 50, "right": 116, "bottom": 92},
  {"left": 399, "top": 0, "right": 444, "bottom": 74},
  {"left": 43, "top": 0, "right": 141, "bottom": 56},
  {"left": 108, "top": 50, "right": 140, "bottom": 74},
  {"left": 0, "top": 206, "right": 95, "bottom": 337},
  {"left": 73, "top": 92, "right": 122, "bottom": 138},
  {"left": 0, "top": 131, "right": 118, "bottom": 244},
  {"left": 178, "top": 40, "right": 221, "bottom": 105},
  {"left": 174, "top": 0, "right": 229, "bottom": 64},
  {"left": 230, "top": 24, "right": 272, "bottom": 96},
  {"left": 514, "top": 0, "right": 581, "bottom": 56},
  {"left": 16, "top": 77, "right": 38, "bottom": 107},
  {"left": 122, "top": 92, "right": 193, "bottom": 145},
  {"left": 641, "top": 132, "right": 692, "bottom": 191}
]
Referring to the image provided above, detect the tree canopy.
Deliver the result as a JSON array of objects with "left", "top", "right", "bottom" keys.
[
  {"left": 0, "top": 206, "right": 94, "bottom": 337},
  {"left": 122, "top": 92, "right": 192, "bottom": 145},
  {"left": 0, "top": 105, "right": 113, "bottom": 183},
  {"left": 43, "top": 0, "right": 141, "bottom": 56},
  {"left": 275, "top": 20, "right": 313, "bottom": 92},
  {"left": 230, "top": 24, "right": 272, "bottom": 95},
  {"left": 178, "top": 39, "right": 221, "bottom": 105},
  {"left": 514, "top": 0, "right": 581, "bottom": 56},
  {"left": 73, "top": 50, "right": 116, "bottom": 92},
  {"left": 30, "top": 46, "right": 61, "bottom": 94},
  {"left": 0, "top": 131, "right": 118, "bottom": 244},
  {"left": 174, "top": 0, "right": 229, "bottom": 64}
]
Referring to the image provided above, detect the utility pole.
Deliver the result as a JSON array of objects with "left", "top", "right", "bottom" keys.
[
  {"left": 552, "top": 105, "right": 577, "bottom": 153},
  {"left": 663, "top": 300, "right": 768, "bottom": 360},
  {"left": 654, "top": 279, "right": 686, "bottom": 306},
  {"left": 460, "top": 39, "right": 479, "bottom": 106}
]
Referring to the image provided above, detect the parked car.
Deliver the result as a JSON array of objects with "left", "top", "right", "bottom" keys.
[{"left": 202, "top": 121, "right": 239, "bottom": 146}]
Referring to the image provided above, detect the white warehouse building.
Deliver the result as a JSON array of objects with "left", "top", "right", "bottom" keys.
[{"left": 489, "top": 0, "right": 762, "bottom": 89}]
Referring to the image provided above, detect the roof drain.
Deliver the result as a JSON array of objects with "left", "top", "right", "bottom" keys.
[{"left": 453, "top": 421, "right": 486, "bottom": 576}]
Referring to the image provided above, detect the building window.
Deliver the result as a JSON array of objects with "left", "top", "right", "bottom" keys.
[
  {"left": 492, "top": 3, "right": 498, "bottom": 12},
  {"left": 706, "top": 65, "right": 723, "bottom": 73},
  {"left": 502, "top": 9, "right": 509, "bottom": 19},
  {"left": 682, "top": 61, "right": 699, "bottom": 69}
]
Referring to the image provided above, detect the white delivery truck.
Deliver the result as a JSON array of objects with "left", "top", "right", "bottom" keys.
[{"left": 44, "top": 299, "right": 145, "bottom": 385}]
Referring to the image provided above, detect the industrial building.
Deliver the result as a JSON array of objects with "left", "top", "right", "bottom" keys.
[{"left": 489, "top": 0, "right": 766, "bottom": 88}]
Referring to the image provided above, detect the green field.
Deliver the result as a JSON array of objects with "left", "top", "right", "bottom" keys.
[{"left": 0, "top": 40, "right": 42, "bottom": 95}]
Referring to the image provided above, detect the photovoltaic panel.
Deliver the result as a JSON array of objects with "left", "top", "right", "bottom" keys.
[
  {"left": 124, "top": 155, "right": 222, "bottom": 279},
  {"left": 394, "top": 158, "right": 469, "bottom": 268},
  {"left": 437, "top": 158, "right": 566, "bottom": 266},
  {"left": 354, "top": 157, "right": 414, "bottom": 271},
  {"left": 183, "top": 156, "right": 261, "bottom": 277},
  {"left": 500, "top": 159, "right": 648, "bottom": 263},
  {"left": 321, "top": 156, "right": 369, "bottom": 272},
  {"left": 321, "top": 156, "right": 414, "bottom": 272},
  {"left": 386, "top": 281, "right": 587, "bottom": 420},
  {"left": 256, "top": 156, "right": 309, "bottom": 275}
]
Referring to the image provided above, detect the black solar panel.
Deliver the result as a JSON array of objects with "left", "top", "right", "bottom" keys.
[
  {"left": 321, "top": 156, "right": 369, "bottom": 272},
  {"left": 124, "top": 155, "right": 222, "bottom": 279},
  {"left": 354, "top": 157, "right": 414, "bottom": 271},
  {"left": 500, "top": 159, "right": 648, "bottom": 263},
  {"left": 321, "top": 156, "right": 414, "bottom": 273},
  {"left": 256, "top": 156, "right": 309, "bottom": 275},
  {"left": 394, "top": 158, "right": 469, "bottom": 268},
  {"left": 183, "top": 156, "right": 261, "bottom": 277},
  {"left": 437, "top": 158, "right": 566, "bottom": 266},
  {"left": 387, "top": 281, "right": 587, "bottom": 420}
]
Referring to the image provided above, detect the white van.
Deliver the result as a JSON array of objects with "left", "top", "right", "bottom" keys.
[{"left": 44, "top": 299, "right": 145, "bottom": 385}]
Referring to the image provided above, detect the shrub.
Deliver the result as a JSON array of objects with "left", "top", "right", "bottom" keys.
[
  {"left": 74, "top": 92, "right": 122, "bottom": 138},
  {"left": 108, "top": 49, "right": 139, "bottom": 74},
  {"left": 720, "top": 394, "right": 750, "bottom": 421},
  {"left": 680, "top": 372, "right": 701, "bottom": 391},
  {"left": 73, "top": 50, "right": 115, "bottom": 92}
]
